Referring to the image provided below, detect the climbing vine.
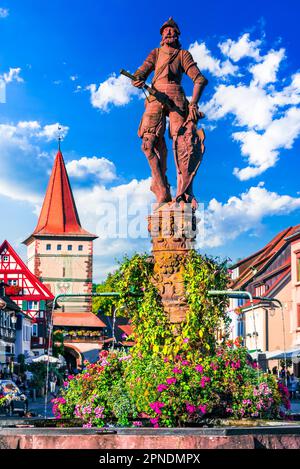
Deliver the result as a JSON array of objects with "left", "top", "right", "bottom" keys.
[{"left": 93, "top": 250, "right": 230, "bottom": 360}]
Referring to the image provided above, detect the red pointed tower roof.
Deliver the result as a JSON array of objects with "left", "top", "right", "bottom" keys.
[{"left": 24, "top": 148, "right": 97, "bottom": 243}]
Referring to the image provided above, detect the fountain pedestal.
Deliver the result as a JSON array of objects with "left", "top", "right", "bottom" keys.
[{"left": 148, "top": 203, "right": 197, "bottom": 323}]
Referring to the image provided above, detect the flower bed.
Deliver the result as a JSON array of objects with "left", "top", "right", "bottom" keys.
[
  {"left": 53, "top": 253, "right": 289, "bottom": 427},
  {"left": 52, "top": 343, "right": 289, "bottom": 428}
]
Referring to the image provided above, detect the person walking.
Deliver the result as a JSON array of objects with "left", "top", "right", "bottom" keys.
[
  {"left": 49, "top": 373, "right": 57, "bottom": 396},
  {"left": 289, "top": 374, "right": 298, "bottom": 399}
]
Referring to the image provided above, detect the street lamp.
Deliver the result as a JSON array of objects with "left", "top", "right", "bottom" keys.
[{"left": 112, "top": 305, "right": 128, "bottom": 350}]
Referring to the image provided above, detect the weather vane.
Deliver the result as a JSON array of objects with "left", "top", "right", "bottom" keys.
[{"left": 58, "top": 125, "right": 62, "bottom": 150}]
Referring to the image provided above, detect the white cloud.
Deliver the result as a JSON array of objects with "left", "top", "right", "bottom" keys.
[
  {"left": 66, "top": 156, "right": 117, "bottom": 182},
  {"left": 202, "top": 35, "right": 300, "bottom": 179},
  {"left": 202, "top": 185, "right": 300, "bottom": 248},
  {"left": 219, "top": 33, "right": 261, "bottom": 62},
  {"left": 0, "top": 179, "right": 41, "bottom": 206},
  {"left": 202, "top": 83, "right": 275, "bottom": 130},
  {"left": 74, "top": 177, "right": 155, "bottom": 279},
  {"left": 271, "top": 72, "right": 300, "bottom": 107},
  {"left": 0, "top": 121, "right": 69, "bottom": 143},
  {"left": 37, "top": 123, "right": 69, "bottom": 141},
  {"left": 233, "top": 107, "right": 300, "bottom": 180},
  {"left": 0, "top": 7, "right": 8, "bottom": 18},
  {"left": 250, "top": 48, "right": 285, "bottom": 87},
  {"left": 1, "top": 67, "right": 23, "bottom": 83},
  {"left": 87, "top": 73, "right": 140, "bottom": 111},
  {"left": 188, "top": 41, "right": 238, "bottom": 78},
  {"left": 0, "top": 120, "right": 69, "bottom": 203},
  {"left": 70, "top": 75, "right": 78, "bottom": 81}
]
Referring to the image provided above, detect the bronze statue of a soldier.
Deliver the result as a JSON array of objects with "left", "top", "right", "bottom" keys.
[{"left": 130, "top": 18, "right": 208, "bottom": 209}]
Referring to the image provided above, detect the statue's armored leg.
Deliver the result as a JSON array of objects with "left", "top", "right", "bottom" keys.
[
  {"left": 157, "top": 134, "right": 171, "bottom": 201},
  {"left": 141, "top": 133, "right": 171, "bottom": 203}
]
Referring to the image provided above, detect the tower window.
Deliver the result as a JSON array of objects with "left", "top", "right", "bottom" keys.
[
  {"left": 46, "top": 244, "right": 51, "bottom": 251},
  {"left": 78, "top": 245, "right": 83, "bottom": 251},
  {"left": 57, "top": 244, "right": 62, "bottom": 251},
  {"left": 2, "top": 255, "right": 9, "bottom": 262},
  {"left": 67, "top": 245, "right": 72, "bottom": 251}
]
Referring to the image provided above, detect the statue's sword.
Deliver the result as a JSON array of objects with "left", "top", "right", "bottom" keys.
[{"left": 120, "top": 69, "right": 187, "bottom": 118}]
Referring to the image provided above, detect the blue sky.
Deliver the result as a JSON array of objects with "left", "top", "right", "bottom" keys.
[{"left": 1, "top": 0, "right": 300, "bottom": 281}]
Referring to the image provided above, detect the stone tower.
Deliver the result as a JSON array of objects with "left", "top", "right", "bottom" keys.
[{"left": 23, "top": 147, "right": 98, "bottom": 313}]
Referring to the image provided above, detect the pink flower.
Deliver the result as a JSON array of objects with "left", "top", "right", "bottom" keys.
[
  {"left": 195, "top": 364, "right": 203, "bottom": 373},
  {"left": 150, "top": 417, "right": 159, "bottom": 425},
  {"left": 133, "top": 421, "right": 142, "bottom": 427},
  {"left": 186, "top": 403, "right": 197, "bottom": 414},
  {"left": 200, "top": 376, "right": 210, "bottom": 388},
  {"left": 157, "top": 384, "right": 168, "bottom": 392},
  {"left": 83, "top": 422, "right": 92, "bottom": 428},
  {"left": 163, "top": 357, "right": 169, "bottom": 363},
  {"left": 67, "top": 374, "right": 75, "bottom": 380},
  {"left": 149, "top": 401, "right": 165, "bottom": 415},
  {"left": 63, "top": 381, "right": 68, "bottom": 387},
  {"left": 166, "top": 377, "right": 177, "bottom": 385},
  {"left": 172, "top": 367, "right": 182, "bottom": 374},
  {"left": 231, "top": 360, "right": 241, "bottom": 369},
  {"left": 183, "top": 338, "right": 189, "bottom": 343},
  {"left": 210, "top": 363, "right": 218, "bottom": 370},
  {"left": 198, "top": 404, "right": 207, "bottom": 414},
  {"left": 181, "top": 360, "right": 190, "bottom": 366}
]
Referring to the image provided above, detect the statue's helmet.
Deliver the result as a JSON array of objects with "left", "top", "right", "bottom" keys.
[{"left": 160, "top": 17, "right": 181, "bottom": 36}]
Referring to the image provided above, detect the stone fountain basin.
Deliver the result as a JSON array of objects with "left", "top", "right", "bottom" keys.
[{"left": 1, "top": 419, "right": 300, "bottom": 449}]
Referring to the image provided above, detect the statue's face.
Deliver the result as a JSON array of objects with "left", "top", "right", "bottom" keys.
[{"left": 161, "top": 26, "right": 178, "bottom": 46}]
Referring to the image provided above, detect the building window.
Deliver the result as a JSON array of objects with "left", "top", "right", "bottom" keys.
[
  {"left": 297, "top": 256, "right": 300, "bottom": 282},
  {"left": 8, "top": 279, "right": 18, "bottom": 286},
  {"left": 28, "top": 301, "right": 39, "bottom": 311},
  {"left": 32, "top": 324, "right": 38, "bottom": 337},
  {"left": 2, "top": 255, "right": 9, "bottom": 262},
  {"left": 57, "top": 244, "right": 62, "bottom": 251},
  {"left": 39, "top": 311, "right": 44, "bottom": 319},
  {"left": 46, "top": 244, "right": 51, "bottom": 251},
  {"left": 255, "top": 284, "right": 266, "bottom": 297},
  {"left": 78, "top": 245, "right": 83, "bottom": 251},
  {"left": 67, "top": 245, "right": 72, "bottom": 251},
  {"left": 231, "top": 267, "right": 239, "bottom": 280}
]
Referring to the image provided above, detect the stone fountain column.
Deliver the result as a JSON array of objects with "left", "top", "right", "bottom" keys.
[{"left": 148, "top": 203, "right": 197, "bottom": 323}]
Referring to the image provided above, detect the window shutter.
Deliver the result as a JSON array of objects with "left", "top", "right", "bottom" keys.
[
  {"left": 22, "top": 300, "right": 28, "bottom": 310},
  {"left": 40, "top": 300, "right": 46, "bottom": 310}
]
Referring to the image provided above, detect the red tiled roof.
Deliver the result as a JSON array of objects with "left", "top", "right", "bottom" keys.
[
  {"left": 118, "top": 325, "right": 133, "bottom": 336},
  {"left": 53, "top": 312, "right": 106, "bottom": 328},
  {"left": 28, "top": 150, "right": 97, "bottom": 239},
  {"left": 231, "top": 225, "right": 300, "bottom": 290}
]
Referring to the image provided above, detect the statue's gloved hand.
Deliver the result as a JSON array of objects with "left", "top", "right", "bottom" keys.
[
  {"left": 132, "top": 79, "right": 145, "bottom": 89},
  {"left": 184, "top": 103, "right": 199, "bottom": 125}
]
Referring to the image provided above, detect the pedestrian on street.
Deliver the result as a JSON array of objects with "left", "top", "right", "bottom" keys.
[{"left": 49, "top": 373, "right": 57, "bottom": 395}]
